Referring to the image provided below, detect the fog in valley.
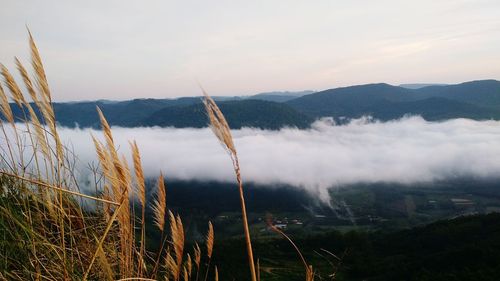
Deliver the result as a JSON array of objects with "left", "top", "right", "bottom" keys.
[{"left": 29, "top": 116, "right": 499, "bottom": 202}]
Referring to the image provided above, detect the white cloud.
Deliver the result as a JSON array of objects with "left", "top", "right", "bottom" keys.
[{"left": 33, "top": 116, "right": 498, "bottom": 203}]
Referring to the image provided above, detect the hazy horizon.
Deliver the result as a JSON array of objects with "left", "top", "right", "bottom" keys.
[
  {"left": 1, "top": 0, "right": 499, "bottom": 101},
  {"left": 4, "top": 79, "right": 497, "bottom": 103}
]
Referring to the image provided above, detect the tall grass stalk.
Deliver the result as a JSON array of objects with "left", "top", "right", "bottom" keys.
[{"left": 202, "top": 92, "right": 257, "bottom": 281}]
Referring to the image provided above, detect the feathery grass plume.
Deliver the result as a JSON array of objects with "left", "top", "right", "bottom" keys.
[
  {"left": 28, "top": 30, "right": 63, "bottom": 163},
  {"left": 28, "top": 29, "right": 51, "bottom": 103},
  {"left": 120, "top": 154, "right": 132, "bottom": 200},
  {"left": 2, "top": 63, "right": 41, "bottom": 180},
  {"left": 0, "top": 83, "right": 14, "bottom": 124},
  {"left": 193, "top": 242, "right": 201, "bottom": 270},
  {"left": 203, "top": 221, "right": 214, "bottom": 281},
  {"left": 152, "top": 173, "right": 167, "bottom": 231},
  {"left": 150, "top": 173, "right": 168, "bottom": 279},
  {"left": 15, "top": 57, "right": 50, "bottom": 164},
  {"left": 120, "top": 154, "right": 134, "bottom": 276},
  {"left": 202, "top": 91, "right": 257, "bottom": 281},
  {"left": 97, "top": 107, "right": 128, "bottom": 201},
  {"left": 92, "top": 135, "right": 120, "bottom": 214},
  {"left": 95, "top": 108, "right": 134, "bottom": 278},
  {"left": 186, "top": 253, "right": 192, "bottom": 278},
  {"left": 165, "top": 251, "right": 179, "bottom": 281},
  {"left": 27, "top": 103, "right": 49, "bottom": 157},
  {"left": 202, "top": 93, "right": 235, "bottom": 156},
  {"left": 95, "top": 109, "right": 125, "bottom": 199},
  {"left": 0, "top": 64, "right": 30, "bottom": 179},
  {"left": 206, "top": 221, "right": 214, "bottom": 259},
  {"left": 183, "top": 266, "right": 189, "bottom": 281},
  {"left": 169, "top": 210, "right": 178, "bottom": 240},
  {"left": 15, "top": 57, "right": 49, "bottom": 158},
  {"left": 0, "top": 83, "right": 15, "bottom": 168},
  {"left": 92, "top": 136, "right": 112, "bottom": 182},
  {"left": 15, "top": 57, "right": 38, "bottom": 103},
  {"left": 130, "top": 141, "right": 145, "bottom": 209},
  {"left": 1, "top": 64, "right": 26, "bottom": 107},
  {"left": 194, "top": 243, "right": 201, "bottom": 266},
  {"left": 130, "top": 140, "right": 146, "bottom": 276},
  {"left": 168, "top": 211, "right": 185, "bottom": 279},
  {"left": 97, "top": 107, "right": 114, "bottom": 148}
]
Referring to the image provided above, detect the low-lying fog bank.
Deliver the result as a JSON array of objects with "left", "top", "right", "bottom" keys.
[{"left": 6, "top": 116, "right": 500, "bottom": 203}]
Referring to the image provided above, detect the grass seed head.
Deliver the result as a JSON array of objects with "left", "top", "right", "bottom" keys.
[{"left": 206, "top": 221, "right": 214, "bottom": 259}]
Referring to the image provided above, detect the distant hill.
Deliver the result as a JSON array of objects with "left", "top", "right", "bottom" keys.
[
  {"left": 8, "top": 97, "right": 202, "bottom": 128},
  {"left": 141, "top": 99, "right": 312, "bottom": 129},
  {"left": 248, "top": 90, "right": 314, "bottom": 102},
  {"left": 399, "top": 83, "right": 448, "bottom": 89},
  {"left": 287, "top": 79, "right": 500, "bottom": 121},
  {"left": 4, "top": 79, "right": 500, "bottom": 129},
  {"left": 414, "top": 79, "right": 500, "bottom": 107},
  {"left": 54, "top": 98, "right": 201, "bottom": 127},
  {"left": 286, "top": 83, "right": 414, "bottom": 118}
]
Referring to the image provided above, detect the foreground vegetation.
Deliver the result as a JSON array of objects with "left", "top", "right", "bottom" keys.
[
  {"left": 0, "top": 32, "right": 324, "bottom": 280},
  {"left": 0, "top": 33, "right": 222, "bottom": 280}
]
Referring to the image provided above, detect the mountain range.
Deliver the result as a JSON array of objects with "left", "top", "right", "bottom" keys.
[{"left": 4, "top": 79, "right": 500, "bottom": 129}]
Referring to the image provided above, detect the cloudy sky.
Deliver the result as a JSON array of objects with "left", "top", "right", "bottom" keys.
[{"left": 1, "top": 0, "right": 499, "bottom": 101}]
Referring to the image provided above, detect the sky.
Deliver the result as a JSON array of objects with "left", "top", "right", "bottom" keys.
[{"left": 0, "top": 0, "right": 499, "bottom": 101}]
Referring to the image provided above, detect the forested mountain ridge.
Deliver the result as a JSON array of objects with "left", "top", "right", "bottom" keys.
[
  {"left": 286, "top": 79, "right": 500, "bottom": 121},
  {"left": 3, "top": 80, "right": 500, "bottom": 129}
]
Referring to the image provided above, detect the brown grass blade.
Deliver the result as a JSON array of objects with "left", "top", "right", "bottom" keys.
[
  {"left": 202, "top": 91, "right": 257, "bottom": 281},
  {"left": 268, "top": 221, "right": 314, "bottom": 281},
  {"left": 0, "top": 171, "right": 119, "bottom": 205}
]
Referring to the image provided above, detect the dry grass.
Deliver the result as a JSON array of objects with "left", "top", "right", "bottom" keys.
[
  {"left": 0, "top": 31, "right": 327, "bottom": 281},
  {"left": 152, "top": 173, "right": 166, "bottom": 232},
  {"left": 203, "top": 91, "right": 258, "bottom": 281},
  {"left": 0, "top": 32, "right": 218, "bottom": 281}
]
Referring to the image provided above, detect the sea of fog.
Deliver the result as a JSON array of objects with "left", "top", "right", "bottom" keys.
[{"left": 6, "top": 116, "right": 500, "bottom": 202}]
